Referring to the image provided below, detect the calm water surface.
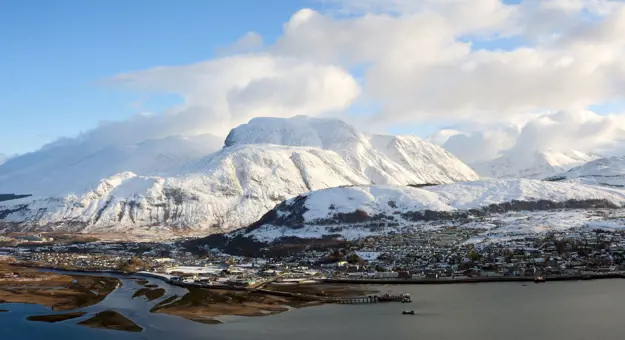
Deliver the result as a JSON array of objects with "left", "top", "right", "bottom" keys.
[{"left": 2, "top": 274, "right": 625, "bottom": 340}]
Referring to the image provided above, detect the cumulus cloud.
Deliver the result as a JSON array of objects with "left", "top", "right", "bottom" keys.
[
  {"left": 111, "top": 53, "right": 359, "bottom": 127},
  {"left": 36, "top": 54, "right": 359, "bottom": 154},
  {"left": 22, "top": 0, "right": 625, "bottom": 159},
  {"left": 216, "top": 31, "right": 264, "bottom": 56},
  {"left": 433, "top": 110, "right": 625, "bottom": 164},
  {"left": 273, "top": 1, "right": 625, "bottom": 125},
  {"left": 438, "top": 127, "right": 520, "bottom": 163}
]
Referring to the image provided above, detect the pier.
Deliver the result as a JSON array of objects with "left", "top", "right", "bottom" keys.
[
  {"left": 254, "top": 288, "right": 411, "bottom": 304},
  {"left": 333, "top": 293, "right": 411, "bottom": 304}
]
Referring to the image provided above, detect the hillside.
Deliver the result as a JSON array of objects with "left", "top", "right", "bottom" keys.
[
  {"left": 545, "top": 156, "right": 625, "bottom": 187},
  {"left": 0, "top": 134, "right": 223, "bottom": 197},
  {"left": 194, "top": 179, "right": 625, "bottom": 255},
  {"left": 0, "top": 116, "right": 479, "bottom": 236}
]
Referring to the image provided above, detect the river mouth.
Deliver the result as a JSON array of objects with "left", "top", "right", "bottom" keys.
[
  {"left": 1, "top": 267, "right": 381, "bottom": 335},
  {"left": 2, "top": 268, "right": 341, "bottom": 335},
  {"left": 0, "top": 268, "right": 190, "bottom": 334}
]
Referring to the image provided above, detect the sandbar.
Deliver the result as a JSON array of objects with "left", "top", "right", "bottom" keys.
[{"left": 77, "top": 310, "right": 142, "bottom": 332}]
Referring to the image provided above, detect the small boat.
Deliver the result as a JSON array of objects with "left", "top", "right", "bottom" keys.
[
  {"left": 534, "top": 276, "right": 545, "bottom": 283},
  {"left": 402, "top": 310, "right": 415, "bottom": 315}
]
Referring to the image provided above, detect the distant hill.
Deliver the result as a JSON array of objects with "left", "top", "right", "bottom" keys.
[{"left": 471, "top": 150, "right": 601, "bottom": 179}]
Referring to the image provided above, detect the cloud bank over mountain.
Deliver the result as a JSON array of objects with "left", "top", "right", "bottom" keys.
[
  {"left": 13, "top": 0, "right": 625, "bottom": 161},
  {"left": 432, "top": 110, "right": 625, "bottom": 164}
]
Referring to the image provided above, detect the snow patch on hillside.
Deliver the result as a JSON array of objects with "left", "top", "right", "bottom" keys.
[
  {"left": 303, "top": 185, "right": 452, "bottom": 221},
  {"left": 299, "top": 179, "right": 625, "bottom": 222},
  {"left": 426, "top": 179, "right": 623, "bottom": 209}
]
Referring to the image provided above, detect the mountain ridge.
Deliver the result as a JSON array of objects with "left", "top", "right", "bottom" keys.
[
  {"left": 545, "top": 156, "right": 625, "bottom": 187},
  {"left": 471, "top": 149, "right": 601, "bottom": 179}
]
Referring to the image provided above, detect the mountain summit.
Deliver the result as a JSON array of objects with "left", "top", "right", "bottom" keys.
[{"left": 226, "top": 116, "right": 479, "bottom": 185}]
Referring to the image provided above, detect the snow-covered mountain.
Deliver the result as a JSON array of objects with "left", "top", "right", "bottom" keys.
[
  {"left": 0, "top": 134, "right": 223, "bottom": 197},
  {"left": 194, "top": 178, "right": 625, "bottom": 254},
  {"left": 0, "top": 116, "right": 479, "bottom": 236},
  {"left": 0, "top": 154, "right": 7, "bottom": 166},
  {"left": 545, "top": 156, "right": 625, "bottom": 187},
  {"left": 471, "top": 150, "right": 601, "bottom": 179},
  {"left": 225, "top": 116, "right": 479, "bottom": 185}
]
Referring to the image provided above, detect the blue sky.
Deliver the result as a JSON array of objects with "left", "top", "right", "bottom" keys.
[
  {"left": 1, "top": 0, "right": 622, "bottom": 156},
  {"left": 1, "top": 0, "right": 313, "bottom": 155}
]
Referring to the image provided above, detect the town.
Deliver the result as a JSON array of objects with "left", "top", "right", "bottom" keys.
[{"left": 3, "top": 224, "right": 625, "bottom": 286}]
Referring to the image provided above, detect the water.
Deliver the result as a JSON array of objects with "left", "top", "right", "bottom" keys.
[{"left": 2, "top": 274, "right": 625, "bottom": 340}]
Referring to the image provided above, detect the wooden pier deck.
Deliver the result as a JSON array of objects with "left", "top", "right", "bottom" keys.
[
  {"left": 254, "top": 288, "right": 411, "bottom": 304},
  {"left": 333, "top": 294, "right": 411, "bottom": 304}
]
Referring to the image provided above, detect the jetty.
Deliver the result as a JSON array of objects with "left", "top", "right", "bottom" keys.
[
  {"left": 333, "top": 293, "right": 411, "bottom": 304},
  {"left": 253, "top": 288, "right": 411, "bottom": 304}
]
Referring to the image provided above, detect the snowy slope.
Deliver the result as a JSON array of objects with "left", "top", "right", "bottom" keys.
[
  {"left": 225, "top": 116, "right": 480, "bottom": 184},
  {"left": 0, "top": 134, "right": 222, "bottom": 197},
  {"left": 273, "top": 179, "right": 625, "bottom": 223},
  {"left": 0, "top": 154, "right": 7, "bottom": 166},
  {"left": 471, "top": 150, "right": 601, "bottom": 179},
  {"left": 545, "top": 156, "right": 625, "bottom": 187},
  {"left": 231, "top": 179, "right": 625, "bottom": 242},
  {"left": 0, "top": 145, "right": 369, "bottom": 234},
  {"left": 0, "top": 116, "right": 479, "bottom": 236}
]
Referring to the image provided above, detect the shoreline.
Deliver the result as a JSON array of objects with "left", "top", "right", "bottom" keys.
[
  {"left": 151, "top": 283, "right": 375, "bottom": 323},
  {"left": 9, "top": 263, "right": 625, "bottom": 286},
  {"left": 323, "top": 272, "right": 625, "bottom": 285},
  {"left": 5, "top": 264, "right": 625, "bottom": 330}
]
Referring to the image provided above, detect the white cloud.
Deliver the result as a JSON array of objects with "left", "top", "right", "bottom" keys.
[
  {"left": 40, "top": 54, "right": 359, "bottom": 153},
  {"left": 437, "top": 125, "right": 521, "bottom": 163},
  {"left": 434, "top": 110, "right": 625, "bottom": 164},
  {"left": 427, "top": 129, "right": 465, "bottom": 146},
  {"left": 285, "top": 2, "right": 625, "bottom": 125},
  {"left": 216, "top": 31, "right": 264, "bottom": 56},
  {"left": 19, "top": 0, "right": 625, "bottom": 160}
]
